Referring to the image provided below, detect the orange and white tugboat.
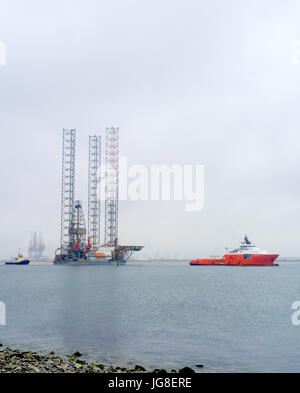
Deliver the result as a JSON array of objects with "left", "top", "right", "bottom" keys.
[{"left": 190, "top": 235, "right": 279, "bottom": 266}]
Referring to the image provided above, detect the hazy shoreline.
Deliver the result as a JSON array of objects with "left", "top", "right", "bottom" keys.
[{"left": 2, "top": 258, "right": 300, "bottom": 264}]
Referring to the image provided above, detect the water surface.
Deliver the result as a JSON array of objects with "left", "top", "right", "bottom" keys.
[{"left": 0, "top": 261, "right": 299, "bottom": 372}]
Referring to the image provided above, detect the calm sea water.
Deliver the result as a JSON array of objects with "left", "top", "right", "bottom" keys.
[{"left": 0, "top": 261, "right": 300, "bottom": 372}]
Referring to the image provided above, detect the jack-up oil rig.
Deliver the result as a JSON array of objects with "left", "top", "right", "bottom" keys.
[
  {"left": 54, "top": 128, "right": 143, "bottom": 265},
  {"left": 28, "top": 232, "right": 46, "bottom": 259}
]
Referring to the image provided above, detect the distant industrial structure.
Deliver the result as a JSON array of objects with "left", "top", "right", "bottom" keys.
[
  {"left": 28, "top": 232, "right": 46, "bottom": 259},
  {"left": 54, "top": 127, "right": 142, "bottom": 265}
]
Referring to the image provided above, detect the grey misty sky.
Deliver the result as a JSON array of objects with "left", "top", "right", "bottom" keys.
[{"left": 0, "top": 0, "right": 300, "bottom": 258}]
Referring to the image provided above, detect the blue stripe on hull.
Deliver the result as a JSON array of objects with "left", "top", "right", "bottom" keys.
[{"left": 5, "top": 261, "right": 30, "bottom": 265}]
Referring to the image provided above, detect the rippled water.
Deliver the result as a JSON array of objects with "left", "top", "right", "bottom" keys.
[{"left": 0, "top": 261, "right": 300, "bottom": 372}]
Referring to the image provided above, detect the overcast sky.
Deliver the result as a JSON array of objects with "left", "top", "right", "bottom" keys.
[{"left": 1, "top": 0, "right": 300, "bottom": 258}]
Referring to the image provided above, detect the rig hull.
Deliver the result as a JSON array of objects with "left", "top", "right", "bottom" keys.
[
  {"left": 53, "top": 245, "right": 143, "bottom": 266},
  {"left": 53, "top": 261, "right": 126, "bottom": 266},
  {"left": 53, "top": 258, "right": 126, "bottom": 266}
]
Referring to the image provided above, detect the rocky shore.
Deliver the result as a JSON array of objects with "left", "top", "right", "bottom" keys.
[{"left": 0, "top": 346, "right": 199, "bottom": 373}]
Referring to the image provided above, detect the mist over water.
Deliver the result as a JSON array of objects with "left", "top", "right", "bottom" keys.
[{"left": 1, "top": 262, "right": 300, "bottom": 372}]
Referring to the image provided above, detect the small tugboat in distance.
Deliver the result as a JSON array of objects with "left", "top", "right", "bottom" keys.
[
  {"left": 5, "top": 250, "right": 30, "bottom": 265},
  {"left": 190, "top": 235, "right": 279, "bottom": 266}
]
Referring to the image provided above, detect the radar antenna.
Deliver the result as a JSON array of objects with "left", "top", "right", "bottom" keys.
[{"left": 244, "top": 234, "right": 251, "bottom": 245}]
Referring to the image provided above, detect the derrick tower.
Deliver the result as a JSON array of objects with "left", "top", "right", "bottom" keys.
[
  {"left": 104, "top": 127, "right": 119, "bottom": 246},
  {"left": 88, "top": 135, "right": 101, "bottom": 249},
  {"left": 61, "top": 128, "right": 76, "bottom": 251}
]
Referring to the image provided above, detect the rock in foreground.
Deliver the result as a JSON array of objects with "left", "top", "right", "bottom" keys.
[{"left": 0, "top": 347, "right": 196, "bottom": 374}]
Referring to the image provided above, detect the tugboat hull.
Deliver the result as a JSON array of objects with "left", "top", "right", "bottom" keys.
[{"left": 5, "top": 260, "right": 30, "bottom": 265}]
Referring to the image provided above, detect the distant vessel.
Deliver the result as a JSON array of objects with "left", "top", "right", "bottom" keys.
[
  {"left": 190, "top": 235, "right": 279, "bottom": 266},
  {"left": 5, "top": 250, "right": 30, "bottom": 265}
]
